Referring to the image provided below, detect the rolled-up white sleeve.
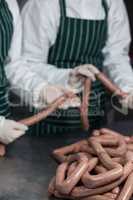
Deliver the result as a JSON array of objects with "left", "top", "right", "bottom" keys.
[
  {"left": 21, "top": 0, "right": 72, "bottom": 88},
  {"left": 103, "top": 0, "right": 133, "bottom": 93}
]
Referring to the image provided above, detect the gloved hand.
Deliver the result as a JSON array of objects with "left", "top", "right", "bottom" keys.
[
  {"left": 68, "top": 64, "right": 100, "bottom": 92},
  {"left": 120, "top": 91, "right": 133, "bottom": 109},
  {"left": 40, "top": 85, "right": 81, "bottom": 109},
  {"left": 0, "top": 116, "right": 28, "bottom": 144}
]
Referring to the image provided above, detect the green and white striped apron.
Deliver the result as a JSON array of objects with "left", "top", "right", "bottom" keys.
[
  {"left": 0, "top": 0, "right": 13, "bottom": 118},
  {"left": 30, "top": 0, "right": 108, "bottom": 135}
]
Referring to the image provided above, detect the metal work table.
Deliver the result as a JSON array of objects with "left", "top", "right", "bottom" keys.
[{"left": 0, "top": 120, "right": 133, "bottom": 200}]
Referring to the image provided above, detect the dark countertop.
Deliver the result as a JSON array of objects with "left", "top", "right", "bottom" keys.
[{"left": 0, "top": 120, "right": 133, "bottom": 200}]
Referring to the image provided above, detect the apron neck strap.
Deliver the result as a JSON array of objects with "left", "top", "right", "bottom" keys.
[
  {"left": 59, "top": 0, "right": 66, "bottom": 17},
  {"left": 102, "top": 0, "right": 108, "bottom": 17}
]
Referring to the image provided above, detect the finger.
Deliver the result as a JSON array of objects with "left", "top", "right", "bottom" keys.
[
  {"left": 12, "top": 121, "right": 28, "bottom": 131},
  {"left": 77, "top": 69, "right": 96, "bottom": 81},
  {"left": 86, "top": 64, "right": 100, "bottom": 74}
]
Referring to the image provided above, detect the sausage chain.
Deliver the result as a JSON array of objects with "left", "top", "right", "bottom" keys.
[
  {"left": 80, "top": 78, "right": 91, "bottom": 131},
  {"left": 19, "top": 93, "right": 73, "bottom": 126},
  {"left": 49, "top": 128, "right": 133, "bottom": 200},
  {"left": 18, "top": 71, "right": 126, "bottom": 129}
]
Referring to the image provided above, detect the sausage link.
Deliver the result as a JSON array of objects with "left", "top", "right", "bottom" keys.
[
  {"left": 52, "top": 140, "right": 95, "bottom": 163},
  {"left": 71, "top": 162, "right": 133, "bottom": 198},
  {"left": 92, "top": 131, "right": 122, "bottom": 158},
  {"left": 127, "top": 144, "right": 133, "bottom": 151},
  {"left": 48, "top": 177, "right": 56, "bottom": 197},
  {"left": 117, "top": 172, "right": 133, "bottom": 200},
  {"left": 81, "top": 145, "right": 95, "bottom": 155},
  {"left": 100, "top": 128, "right": 122, "bottom": 137},
  {"left": 54, "top": 190, "right": 74, "bottom": 199},
  {"left": 55, "top": 153, "right": 89, "bottom": 195},
  {"left": 82, "top": 163, "right": 123, "bottom": 189},
  {"left": 52, "top": 140, "right": 89, "bottom": 163},
  {"left": 19, "top": 94, "right": 72, "bottom": 126},
  {"left": 0, "top": 144, "right": 6, "bottom": 157},
  {"left": 104, "top": 137, "right": 127, "bottom": 157},
  {"left": 67, "top": 153, "right": 92, "bottom": 177},
  {"left": 104, "top": 192, "right": 117, "bottom": 199},
  {"left": 94, "top": 165, "right": 107, "bottom": 174},
  {"left": 67, "top": 162, "right": 77, "bottom": 177},
  {"left": 80, "top": 79, "right": 91, "bottom": 131},
  {"left": 112, "top": 187, "right": 120, "bottom": 195},
  {"left": 127, "top": 137, "right": 133, "bottom": 144},
  {"left": 100, "top": 128, "right": 130, "bottom": 143},
  {"left": 96, "top": 72, "right": 126, "bottom": 98},
  {"left": 112, "top": 157, "right": 125, "bottom": 165},
  {"left": 90, "top": 136, "right": 118, "bottom": 147},
  {"left": 81, "top": 195, "right": 111, "bottom": 200},
  {"left": 89, "top": 138, "right": 119, "bottom": 169},
  {"left": 126, "top": 151, "right": 133, "bottom": 162}
]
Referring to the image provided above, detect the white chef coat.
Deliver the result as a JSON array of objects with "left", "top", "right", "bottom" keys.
[{"left": 5, "top": 0, "right": 133, "bottom": 107}]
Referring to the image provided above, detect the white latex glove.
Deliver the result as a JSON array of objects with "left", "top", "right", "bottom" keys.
[
  {"left": 40, "top": 85, "right": 81, "bottom": 109},
  {"left": 0, "top": 116, "right": 28, "bottom": 144},
  {"left": 69, "top": 64, "right": 100, "bottom": 92},
  {"left": 120, "top": 91, "right": 133, "bottom": 109}
]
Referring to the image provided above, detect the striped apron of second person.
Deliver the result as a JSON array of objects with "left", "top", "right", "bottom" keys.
[
  {"left": 0, "top": 0, "right": 13, "bottom": 118},
  {"left": 30, "top": 0, "right": 108, "bottom": 136}
]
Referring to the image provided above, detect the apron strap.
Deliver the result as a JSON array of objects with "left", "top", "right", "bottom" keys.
[
  {"left": 102, "top": 0, "right": 108, "bottom": 17},
  {"left": 59, "top": 0, "right": 66, "bottom": 17}
]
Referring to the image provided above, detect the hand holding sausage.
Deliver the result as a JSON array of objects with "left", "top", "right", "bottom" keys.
[
  {"left": 0, "top": 116, "right": 28, "bottom": 145},
  {"left": 68, "top": 64, "right": 98, "bottom": 93},
  {"left": 39, "top": 85, "right": 80, "bottom": 109}
]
